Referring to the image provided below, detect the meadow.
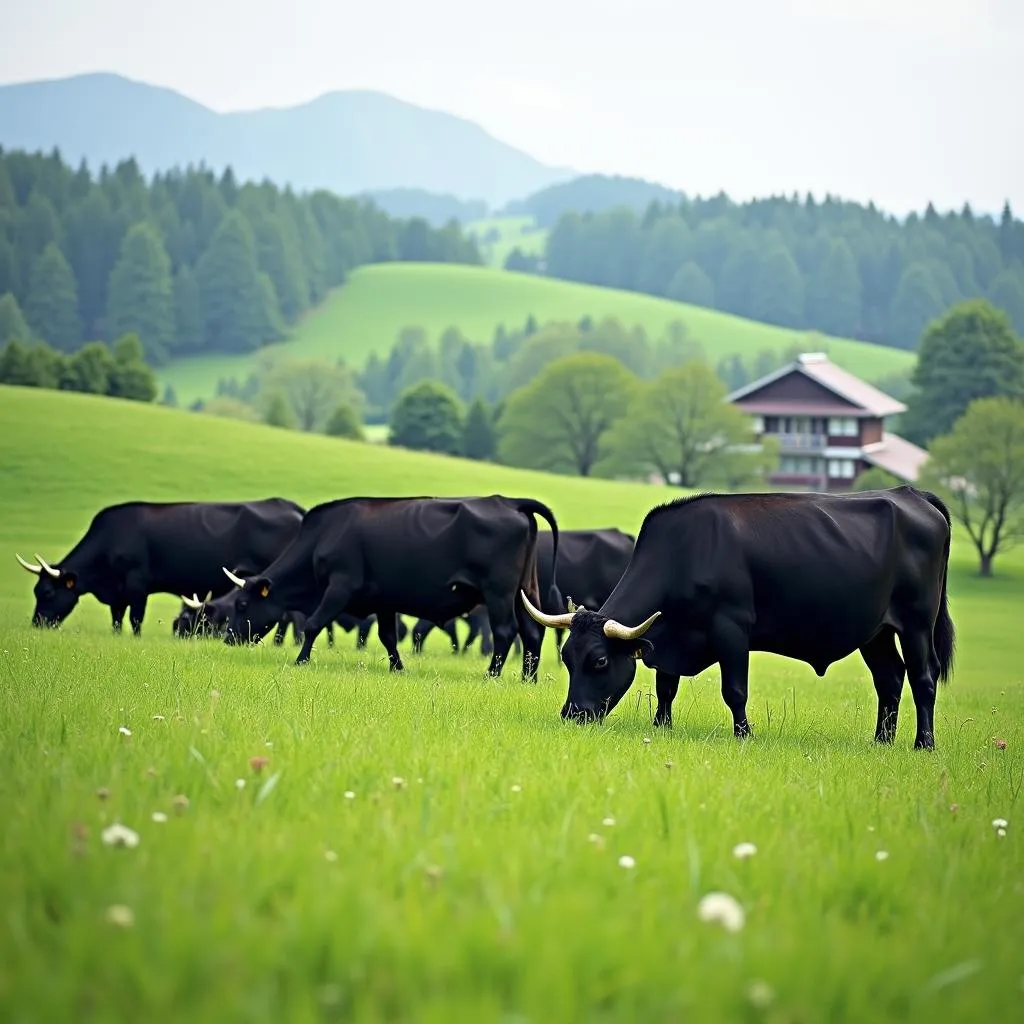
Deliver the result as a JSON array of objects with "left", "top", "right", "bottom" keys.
[
  {"left": 0, "top": 385, "right": 1021, "bottom": 1022},
  {"left": 464, "top": 215, "right": 550, "bottom": 268},
  {"left": 156, "top": 263, "right": 916, "bottom": 406}
]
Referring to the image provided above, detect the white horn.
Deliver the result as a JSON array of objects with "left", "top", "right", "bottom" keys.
[
  {"left": 223, "top": 567, "right": 246, "bottom": 588},
  {"left": 16, "top": 553, "right": 42, "bottom": 575},
  {"left": 603, "top": 611, "right": 662, "bottom": 641},
  {"left": 35, "top": 553, "right": 61, "bottom": 578},
  {"left": 203, "top": 590, "right": 213, "bottom": 603},
  {"left": 181, "top": 594, "right": 204, "bottom": 610},
  {"left": 520, "top": 589, "right": 575, "bottom": 629}
]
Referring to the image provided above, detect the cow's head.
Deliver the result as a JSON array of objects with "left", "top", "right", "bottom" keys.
[
  {"left": 16, "top": 553, "right": 81, "bottom": 627},
  {"left": 221, "top": 567, "right": 281, "bottom": 644},
  {"left": 172, "top": 591, "right": 218, "bottom": 638},
  {"left": 521, "top": 591, "right": 660, "bottom": 722}
]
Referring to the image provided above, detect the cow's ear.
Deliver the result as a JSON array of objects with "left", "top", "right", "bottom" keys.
[
  {"left": 632, "top": 639, "right": 654, "bottom": 662},
  {"left": 64, "top": 572, "right": 78, "bottom": 590}
]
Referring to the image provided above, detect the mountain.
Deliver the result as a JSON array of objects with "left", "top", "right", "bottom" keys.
[
  {"left": 504, "top": 174, "right": 688, "bottom": 226},
  {"left": 0, "top": 72, "right": 574, "bottom": 207}
]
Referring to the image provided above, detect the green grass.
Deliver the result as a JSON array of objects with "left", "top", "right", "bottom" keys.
[
  {"left": 1, "top": 385, "right": 1021, "bottom": 1022},
  {"left": 158, "top": 263, "right": 916, "bottom": 405},
  {"left": 465, "top": 214, "right": 549, "bottom": 267}
]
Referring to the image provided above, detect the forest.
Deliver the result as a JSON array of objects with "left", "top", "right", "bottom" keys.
[
  {"left": 528, "top": 193, "right": 1024, "bottom": 349},
  {"left": 0, "top": 147, "right": 481, "bottom": 365}
]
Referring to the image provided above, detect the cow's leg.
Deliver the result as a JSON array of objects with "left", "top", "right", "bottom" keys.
[
  {"left": 513, "top": 600, "right": 544, "bottom": 682},
  {"left": 110, "top": 603, "right": 127, "bottom": 634},
  {"left": 326, "top": 622, "right": 335, "bottom": 648},
  {"left": 654, "top": 671, "right": 680, "bottom": 728},
  {"left": 712, "top": 615, "right": 752, "bottom": 738},
  {"left": 480, "top": 615, "right": 494, "bottom": 656},
  {"left": 484, "top": 599, "right": 519, "bottom": 678},
  {"left": 375, "top": 612, "right": 404, "bottom": 672},
  {"left": 897, "top": 623, "right": 937, "bottom": 751},
  {"left": 411, "top": 620, "right": 431, "bottom": 654},
  {"left": 860, "top": 629, "right": 905, "bottom": 744},
  {"left": 295, "top": 579, "right": 354, "bottom": 665},
  {"left": 461, "top": 616, "right": 480, "bottom": 653},
  {"left": 443, "top": 620, "right": 459, "bottom": 654},
  {"left": 273, "top": 619, "right": 288, "bottom": 646},
  {"left": 356, "top": 619, "right": 371, "bottom": 649},
  {"left": 128, "top": 595, "right": 148, "bottom": 636}
]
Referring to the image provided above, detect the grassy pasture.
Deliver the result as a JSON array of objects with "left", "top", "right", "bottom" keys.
[
  {"left": 464, "top": 214, "right": 550, "bottom": 267},
  {"left": 0, "top": 386, "right": 1021, "bottom": 1022},
  {"left": 157, "top": 263, "right": 916, "bottom": 405}
]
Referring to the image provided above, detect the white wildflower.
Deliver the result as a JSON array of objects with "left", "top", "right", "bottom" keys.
[
  {"left": 152, "top": 715, "right": 165, "bottom": 721},
  {"left": 235, "top": 778, "right": 246, "bottom": 790},
  {"left": 324, "top": 850, "right": 338, "bottom": 862},
  {"left": 101, "top": 823, "right": 140, "bottom": 848},
  {"left": 602, "top": 816, "right": 616, "bottom": 827},
  {"left": 875, "top": 850, "right": 889, "bottom": 861},
  {"left": 992, "top": 818, "right": 1008, "bottom": 830},
  {"left": 618, "top": 855, "right": 636, "bottom": 869},
  {"left": 642, "top": 737, "right": 651, "bottom": 745},
  {"left": 118, "top": 726, "right": 132, "bottom": 737},
  {"left": 697, "top": 892, "right": 745, "bottom": 933},
  {"left": 587, "top": 833, "right": 604, "bottom": 847},
  {"left": 510, "top": 784, "right": 522, "bottom": 793},
  {"left": 344, "top": 791, "right": 355, "bottom": 800},
  {"left": 997, "top": 827, "right": 1007, "bottom": 837},
  {"left": 392, "top": 777, "right": 406, "bottom": 790},
  {"left": 732, "top": 842, "right": 757, "bottom": 859},
  {"left": 105, "top": 904, "right": 135, "bottom": 927},
  {"left": 151, "top": 812, "right": 167, "bottom": 823},
  {"left": 747, "top": 980, "right": 775, "bottom": 1009}
]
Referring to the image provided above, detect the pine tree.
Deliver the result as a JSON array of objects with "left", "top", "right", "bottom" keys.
[
  {"left": 106, "top": 222, "right": 175, "bottom": 364},
  {"left": 63, "top": 340, "right": 115, "bottom": 394},
  {"left": 462, "top": 398, "right": 497, "bottom": 460},
  {"left": 665, "top": 261, "right": 715, "bottom": 308},
  {"left": 0, "top": 291, "right": 31, "bottom": 343},
  {"left": 25, "top": 242, "right": 81, "bottom": 351},
  {"left": 807, "top": 238, "right": 862, "bottom": 337},
  {"left": 196, "top": 211, "right": 280, "bottom": 353},
  {"left": 172, "top": 266, "right": 203, "bottom": 352}
]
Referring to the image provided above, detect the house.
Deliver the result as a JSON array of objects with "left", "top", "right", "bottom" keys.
[{"left": 726, "top": 352, "right": 928, "bottom": 492}]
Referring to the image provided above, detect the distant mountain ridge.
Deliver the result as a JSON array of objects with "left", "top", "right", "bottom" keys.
[{"left": 0, "top": 72, "right": 574, "bottom": 207}]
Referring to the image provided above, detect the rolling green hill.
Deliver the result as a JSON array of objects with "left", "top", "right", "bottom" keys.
[
  {"left": 465, "top": 216, "right": 550, "bottom": 267},
  {"left": 158, "top": 264, "right": 916, "bottom": 405}
]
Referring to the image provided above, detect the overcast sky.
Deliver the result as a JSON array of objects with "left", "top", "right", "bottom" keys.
[{"left": 2, "top": 0, "right": 1021, "bottom": 215}]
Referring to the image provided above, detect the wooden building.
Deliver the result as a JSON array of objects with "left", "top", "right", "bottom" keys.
[{"left": 726, "top": 352, "right": 928, "bottom": 491}]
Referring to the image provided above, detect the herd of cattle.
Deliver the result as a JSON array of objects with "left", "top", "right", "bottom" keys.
[{"left": 16, "top": 485, "right": 956, "bottom": 749}]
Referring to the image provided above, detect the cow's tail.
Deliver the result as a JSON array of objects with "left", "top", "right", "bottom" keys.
[
  {"left": 922, "top": 488, "right": 956, "bottom": 684},
  {"left": 514, "top": 498, "right": 561, "bottom": 612}
]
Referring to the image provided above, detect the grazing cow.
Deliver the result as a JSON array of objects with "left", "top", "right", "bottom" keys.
[
  {"left": 222, "top": 494, "right": 560, "bottom": 679},
  {"left": 17, "top": 498, "right": 304, "bottom": 634},
  {"left": 411, "top": 604, "right": 496, "bottom": 654},
  {"left": 522, "top": 487, "right": 955, "bottom": 750}
]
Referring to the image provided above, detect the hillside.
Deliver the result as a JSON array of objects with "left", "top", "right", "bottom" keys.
[
  {"left": 0, "top": 385, "right": 671, "bottom": 624},
  {"left": 0, "top": 72, "right": 573, "bottom": 206},
  {"left": 465, "top": 216, "right": 549, "bottom": 267},
  {"left": 158, "top": 263, "right": 916, "bottom": 404},
  {"left": 504, "top": 173, "right": 688, "bottom": 227}
]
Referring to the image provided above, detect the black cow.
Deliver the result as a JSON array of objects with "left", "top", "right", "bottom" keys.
[
  {"left": 222, "top": 494, "right": 560, "bottom": 679},
  {"left": 522, "top": 487, "right": 955, "bottom": 750},
  {"left": 17, "top": 498, "right": 305, "bottom": 634},
  {"left": 411, "top": 604, "right": 497, "bottom": 654}
]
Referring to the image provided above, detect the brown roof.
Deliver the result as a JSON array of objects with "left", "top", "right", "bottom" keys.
[
  {"left": 727, "top": 353, "right": 906, "bottom": 418},
  {"left": 861, "top": 433, "right": 929, "bottom": 482}
]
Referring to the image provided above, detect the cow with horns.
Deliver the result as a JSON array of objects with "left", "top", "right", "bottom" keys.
[
  {"left": 16, "top": 498, "right": 304, "bottom": 633},
  {"left": 522, "top": 487, "right": 955, "bottom": 750}
]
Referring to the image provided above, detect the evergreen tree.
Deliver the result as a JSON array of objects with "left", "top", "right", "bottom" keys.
[
  {"left": 263, "top": 391, "right": 295, "bottom": 429},
  {"left": 807, "top": 238, "right": 862, "bottom": 337},
  {"left": 106, "top": 222, "right": 175, "bottom": 364},
  {"left": 161, "top": 384, "right": 179, "bottom": 406},
  {"left": 665, "top": 261, "right": 715, "bottom": 308},
  {"left": 462, "top": 398, "right": 497, "bottom": 460},
  {"left": 62, "top": 340, "right": 115, "bottom": 394},
  {"left": 172, "top": 266, "right": 204, "bottom": 352},
  {"left": 24, "top": 242, "right": 81, "bottom": 351},
  {"left": 196, "top": 211, "right": 279, "bottom": 353},
  {"left": 988, "top": 267, "right": 1024, "bottom": 338},
  {"left": 0, "top": 291, "right": 31, "bottom": 343},
  {"left": 889, "top": 262, "right": 946, "bottom": 348},
  {"left": 63, "top": 188, "right": 118, "bottom": 339}
]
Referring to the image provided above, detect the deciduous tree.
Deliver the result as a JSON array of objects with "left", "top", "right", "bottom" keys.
[{"left": 388, "top": 380, "right": 464, "bottom": 454}]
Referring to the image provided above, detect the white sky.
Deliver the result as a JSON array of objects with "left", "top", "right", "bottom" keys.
[{"left": 1, "top": 0, "right": 1021, "bottom": 214}]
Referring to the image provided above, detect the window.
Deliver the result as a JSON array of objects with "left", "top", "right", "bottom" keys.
[
  {"left": 752, "top": 415, "right": 765, "bottom": 434},
  {"left": 827, "top": 417, "right": 858, "bottom": 437},
  {"left": 828, "top": 459, "right": 857, "bottom": 479},
  {"left": 780, "top": 456, "right": 823, "bottom": 475}
]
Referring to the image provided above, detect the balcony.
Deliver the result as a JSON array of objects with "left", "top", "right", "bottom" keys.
[{"left": 768, "top": 432, "right": 828, "bottom": 451}]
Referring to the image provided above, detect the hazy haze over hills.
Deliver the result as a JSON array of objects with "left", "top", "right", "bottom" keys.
[
  {"left": 0, "top": 0, "right": 1020, "bottom": 215},
  {"left": 0, "top": 73, "right": 574, "bottom": 207}
]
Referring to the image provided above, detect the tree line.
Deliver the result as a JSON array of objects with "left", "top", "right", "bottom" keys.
[
  {"left": 514, "top": 194, "right": 1024, "bottom": 350},
  {"left": 0, "top": 147, "right": 481, "bottom": 366}
]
